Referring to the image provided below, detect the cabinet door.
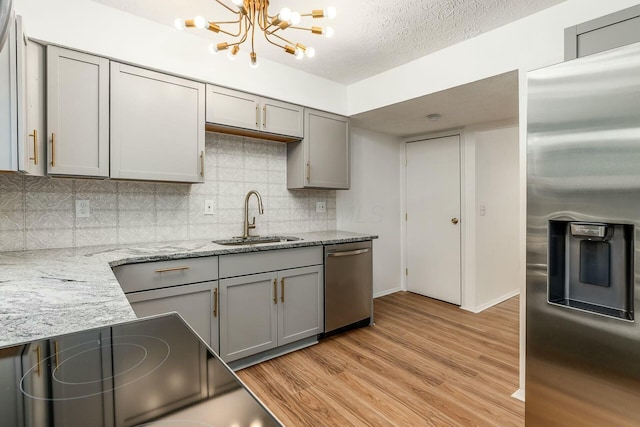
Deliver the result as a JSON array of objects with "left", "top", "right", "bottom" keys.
[
  {"left": 277, "top": 265, "right": 324, "bottom": 346},
  {"left": 0, "top": 12, "right": 17, "bottom": 171},
  {"left": 205, "top": 85, "right": 260, "bottom": 131},
  {"left": 110, "top": 63, "right": 205, "bottom": 182},
  {"left": 127, "top": 281, "right": 219, "bottom": 354},
  {"left": 50, "top": 331, "right": 114, "bottom": 427},
  {"left": 219, "top": 272, "right": 278, "bottom": 362},
  {"left": 305, "top": 109, "right": 350, "bottom": 189},
  {"left": 23, "top": 39, "right": 45, "bottom": 176},
  {"left": 261, "top": 97, "right": 303, "bottom": 137},
  {"left": 47, "top": 46, "right": 109, "bottom": 177}
]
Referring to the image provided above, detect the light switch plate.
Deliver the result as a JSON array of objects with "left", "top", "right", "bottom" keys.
[
  {"left": 76, "top": 200, "right": 90, "bottom": 218},
  {"left": 316, "top": 201, "right": 326, "bottom": 213},
  {"left": 204, "top": 200, "right": 215, "bottom": 215}
]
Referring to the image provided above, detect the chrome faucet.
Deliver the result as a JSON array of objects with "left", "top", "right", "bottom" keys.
[{"left": 242, "top": 190, "right": 264, "bottom": 239}]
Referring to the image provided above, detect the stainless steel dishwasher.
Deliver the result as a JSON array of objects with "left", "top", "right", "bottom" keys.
[{"left": 324, "top": 240, "right": 373, "bottom": 334}]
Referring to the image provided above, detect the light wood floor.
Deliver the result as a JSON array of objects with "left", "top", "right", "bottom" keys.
[{"left": 237, "top": 291, "right": 523, "bottom": 427}]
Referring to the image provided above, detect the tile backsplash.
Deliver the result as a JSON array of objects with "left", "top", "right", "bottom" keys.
[{"left": 0, "top": 133, "right": 336, "bottom": 251}]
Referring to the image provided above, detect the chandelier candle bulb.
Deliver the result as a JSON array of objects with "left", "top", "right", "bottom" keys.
[
  {"left": 278, "top": 8, "right": 292, "bottom": 22},
  {"left": 325, "top": 26, "right": 334, "bottom": 38},
  {"left": 290, "top": 11, "right": 301, "bottom": 25},
  {"left": 174, "top": 18, "right": 185, "bottom": 30},
  {"left": 194, "top": 16, "right": 207, "bottom": 29}
]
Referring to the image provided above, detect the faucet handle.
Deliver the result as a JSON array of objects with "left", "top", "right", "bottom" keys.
[{"left": 249, "top": 216, "right": 256, "bottom": 229}]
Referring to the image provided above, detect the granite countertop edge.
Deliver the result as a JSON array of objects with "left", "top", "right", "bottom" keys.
[{"left": 0, "top": 230, "right": 377, "bottom": 348}]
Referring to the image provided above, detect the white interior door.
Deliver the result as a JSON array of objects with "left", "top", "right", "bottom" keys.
[{"left": 406, "top": 135, "right": 461, "bottom": 305}]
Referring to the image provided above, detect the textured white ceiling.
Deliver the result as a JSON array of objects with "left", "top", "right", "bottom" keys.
[
  {"left": 350, "top": 71, "right": 519, "bottom": 137},
  {"left": 90, "top": 0, "right": 565, "bottom": 84}
]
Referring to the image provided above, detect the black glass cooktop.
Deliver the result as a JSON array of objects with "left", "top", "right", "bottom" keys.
[{"left": 0, "top": 314, "right": 282, "bottom": 427}]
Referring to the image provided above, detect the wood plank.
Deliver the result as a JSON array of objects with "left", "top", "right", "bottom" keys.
[{"left": 237, "top": 291, "right": 524, "bottom": 426}]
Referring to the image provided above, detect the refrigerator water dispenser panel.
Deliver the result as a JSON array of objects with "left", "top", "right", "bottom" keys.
[{"left": 548, "top": 220, "right": 634, "bottom": 321}]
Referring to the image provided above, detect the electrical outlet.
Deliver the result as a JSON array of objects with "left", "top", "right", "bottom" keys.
[
  {"left": 204, "top": 200, "right": 215, "bottom": 215},
  {"left": 76, "top": 200, "right": 90, "bottom": 218},
  {"left": 316, "top": 201, "right": 326, "bottom": 213}
]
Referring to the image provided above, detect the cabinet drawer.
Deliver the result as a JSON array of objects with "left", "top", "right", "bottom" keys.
[
  {"left": 219, "top": 246, "right": 322, "bottom": 279},
  {"left": 113, "top": 257, "right": 218, "bottom": 293}
]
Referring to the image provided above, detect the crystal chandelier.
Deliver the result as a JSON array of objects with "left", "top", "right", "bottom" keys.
[{"left": 174, "top": 1, "right": 336, "bottom": 68}]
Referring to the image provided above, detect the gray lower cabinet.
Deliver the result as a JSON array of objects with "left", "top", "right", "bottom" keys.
[
  {"left": 110, "top": 62, "right": 206, "bottom": 183},
  {"left": 127, "top": 281, "right": 219, "bottom": 354},
  {"left": 47, "top": 46, "right": 109, "bottom": 177},
  {"left": 287, "top": 108, "right": 350, "bottom": 189},
  {"left": 50, "top": 331, "right": 114, "bottom": 427},
  {"left": 219, "top": 265, "right": 323, "bottom": 363},
  {"left": 113, "top": 256, "right": 220, "bottom": 354}
]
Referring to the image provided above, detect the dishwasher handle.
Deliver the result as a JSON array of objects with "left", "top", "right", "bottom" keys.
[{"left": 327, "top": 248, "right": 370, "bottom": 258}]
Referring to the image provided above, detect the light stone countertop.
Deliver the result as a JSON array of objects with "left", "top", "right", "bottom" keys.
[{"left": 0, "top": 230, "right": 377, "bottom": 348}]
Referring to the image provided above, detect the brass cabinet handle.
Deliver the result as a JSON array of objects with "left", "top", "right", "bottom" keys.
[
  {"left": 200, "top": 151, "right": 204, "bottom": 177},
  {"left": 263, "top": 105, "right": 267, "bottom": 128},
  {"left": 451, "top": 218, "right": 459, "bottom": 225},
  {"left": 50, "top": 133, "right": 56, "bottom": 167},
  {"left": 273, "top": 278, "right": 277, "bottom": 304},
  {"left": 213, "top": 287, "right": 218, "bottom": 318},
  {"left": 280, "top": 277, "right": 285, "bottom": 303},
  {"left": 33, "top": 346, "right": 41, "bottom": 376},
  {"left": 306, "top": 161, "right": 310, "bottom": 182},
  {"left": 255, "top": 104, "right": 259, "bottom": 128},
  {"left": 54, "top": 341, "right": 59, "bottom": 369},
  {"left": 154, "top": 265, "right": 190, "bottom": 273},
  {"left": 29, "top": 129, "right": 38, "bottom": 165}
]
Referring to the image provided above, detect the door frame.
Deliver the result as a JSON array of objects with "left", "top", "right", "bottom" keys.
[{"left": 401, "top": 129, "right": 473, "bottom": 310}]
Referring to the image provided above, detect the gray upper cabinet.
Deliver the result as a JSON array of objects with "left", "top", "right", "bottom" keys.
[
  {"left": 287, "top": 108, "right": 350, "bottom": 189},
  {"left": 565, "top": 4, "right": 640, "bottom": 60},
  {"left": 0, "top": 15, "right": 36, "bottom": 174},
  {"left": 47, "top": 46, "right": 109, "bottom": 177},
  {"left": 110, "top": 63, "right": 205, "bottom": 183},
  {"left": 24, "top": 40, "right": 46, "bottom": 176},
  {"left": 205, "top": 85, "right": 303, "bottom": 138}
]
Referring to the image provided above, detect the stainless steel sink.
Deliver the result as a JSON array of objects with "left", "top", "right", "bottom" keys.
[{"left": 212, "top": 236, "right": 301, "bottom": 246}]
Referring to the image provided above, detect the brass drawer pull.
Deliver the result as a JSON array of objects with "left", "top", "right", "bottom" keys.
[
  {"left": 33, "top": 345, "right": 41, "bottom": 376},
  {"left": 154, "top": 265, "right": 190, "bottom": 273},
  {"left": 54, "top": 341, "right": 60, "bottom": 369},
  {"left": 29, "top": 129, "right": 38, "bottom": 165},
  {"left": 255, "top": 104, "right": 259, "bottom": 128},
  {"left": 213, "top": 288, "right": 218, "bottom": 318},
  {"left": 273, "top": 278, "right": 277, "bottom": 304},
  {"left": 280, "top": 277, "right": 285, "bottom": 303},
  {"left": 50, "top": 133, "right": 56, "bottom": 167},
  {"left": 263, "top": 105, "right": 267, "bottom": 127}
]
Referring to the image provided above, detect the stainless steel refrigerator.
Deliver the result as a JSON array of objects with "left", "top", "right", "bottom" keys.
[{"left": 526, "top": 42, "right": 640, "bottom": 425}]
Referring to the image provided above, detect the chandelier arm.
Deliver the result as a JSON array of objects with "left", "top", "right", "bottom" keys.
[
  {"left": 214, "top": 0, "right": 241, "bottom": 15},
  {"left": 289, "top": 26, "right": 314, "bottom": 31},
  {"left": 263, "top": 31, "right": 287, "bottom": 49},
  {"left": 269, "top": 31, "right": 296, "bottom": 47}
]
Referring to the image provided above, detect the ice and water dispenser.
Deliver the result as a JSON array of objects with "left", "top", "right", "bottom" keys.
[{"left": 548, "top": 221, "right": 634, "bottom": 321}]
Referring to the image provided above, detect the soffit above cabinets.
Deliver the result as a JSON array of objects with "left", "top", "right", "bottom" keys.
[
  {"left": 89, "top": 0, "right": 566, "bottom": 84},
  {"left": 350, "top": 70, "right": 519, "bottom": 138}
]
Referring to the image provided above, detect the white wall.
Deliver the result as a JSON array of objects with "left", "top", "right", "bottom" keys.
[
  {"left": 347, "top": 0, "right": 640, "bottom": 115},
  {"left": 14, "top": 0, "right": 347, "bottom": 115},
  {"left": 473, "top": 126, "right": 520, "bottom": 310},
  {"left": 337, "top": 127, "right": 402, "bottom": 297}
]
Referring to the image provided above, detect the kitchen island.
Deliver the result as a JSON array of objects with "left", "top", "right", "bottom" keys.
[{"left": 0, "top": 230, "right": 376, "bottom": 348}]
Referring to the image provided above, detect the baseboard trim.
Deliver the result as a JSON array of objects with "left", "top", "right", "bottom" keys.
[
  {"left": 461, "top": 289, "right": 520, "bottom": 314},
  {"left": 511, "top": 388, "right": 525, "bottom": 402},
  {"left": 374, "top": 287, "right": 403, "bottom": 298}
]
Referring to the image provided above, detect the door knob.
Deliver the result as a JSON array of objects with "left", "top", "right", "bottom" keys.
[{"left": 451, "top": 218, "right": 459, "bottom": 224}]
